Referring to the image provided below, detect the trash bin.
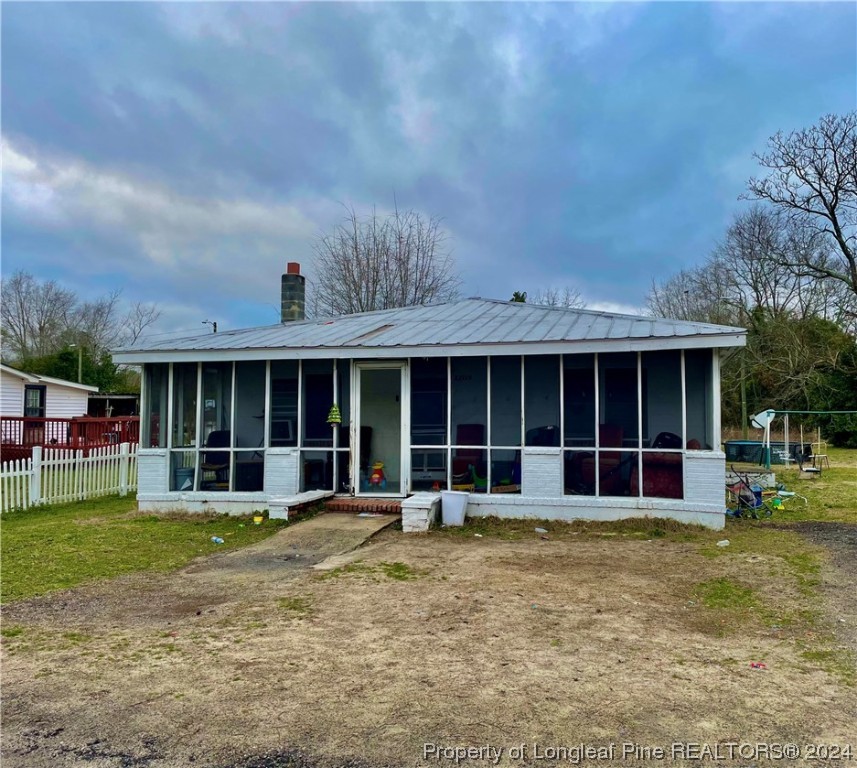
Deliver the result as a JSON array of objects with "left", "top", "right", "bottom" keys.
[
  {"left": 441, "top": 490, "right": 469, "bottom": 526},
  {"left": 174, "top": 466, "right": 195, "bottom": 491}
]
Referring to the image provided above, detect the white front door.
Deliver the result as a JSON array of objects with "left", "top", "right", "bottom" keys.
[{"left": 354, "top": 362, "right": 408, "bottom": 496}]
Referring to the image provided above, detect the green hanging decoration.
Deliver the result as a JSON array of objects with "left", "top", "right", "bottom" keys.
[{"left": 326, "top": 403, "right": 342, "bottom": 425}]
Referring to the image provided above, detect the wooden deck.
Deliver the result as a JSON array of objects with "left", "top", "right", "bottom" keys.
[{"left": 0, "top": 416, "right": 140, "bottom": 461}]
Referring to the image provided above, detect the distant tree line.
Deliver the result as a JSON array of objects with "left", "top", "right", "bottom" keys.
[
  {"left": 647, "top": 113, "right": 857, "bottom": 446},
  {"left": 0, "top": 271, "right": 161, "bottom": 393}
]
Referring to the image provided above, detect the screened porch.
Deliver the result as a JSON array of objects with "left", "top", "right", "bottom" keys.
[{"left": 141, "top": 348, "right": 717, "bottom": 502}]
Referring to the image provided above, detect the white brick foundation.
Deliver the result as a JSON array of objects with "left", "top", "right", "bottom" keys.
[
  {"left": 264, "top": 448, "right": 300, "bottom": 496},
  {"left": 401, "top": 493, "right": 442, "bottom": 532},
  {"left": 522, "top": 448, "right": 563, "bottom": 497}
]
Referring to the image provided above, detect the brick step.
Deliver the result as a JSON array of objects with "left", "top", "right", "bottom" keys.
[{"left": 324, "top": 498, "right": 402, "bottom": 514}]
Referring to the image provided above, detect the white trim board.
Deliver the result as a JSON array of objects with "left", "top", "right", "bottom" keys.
[{"left": 114, "top": 334, "right": 745, "bottom": 365}]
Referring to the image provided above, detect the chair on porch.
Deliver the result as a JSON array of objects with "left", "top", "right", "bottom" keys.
[
  {"left": 577, "top": 424, "right": 626, "bottom": 495},
  {"left": 201, "top": 430, "right": 230, "bottom": 489},
  {"left": 452, "top": 424, "right": 485, "bottom": 484}
]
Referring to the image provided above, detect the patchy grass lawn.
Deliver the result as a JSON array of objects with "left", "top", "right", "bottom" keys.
[
  {"left": 0, "top": 496, "right": 289, "bottom": 603},
  {"left": 1, "top": 453, "right": 855, "bottom": 767},
  {"left": 2, "top": 510, "right": 855, "bottom": 767},
  {"left": 729, "top": 446, "right": 856, "bottom": 524},
  {"left": 772, "top": 447, "right": 857, "bottom": 524}
]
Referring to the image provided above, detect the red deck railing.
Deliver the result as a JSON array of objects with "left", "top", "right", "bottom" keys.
[{"left": 0, "top": 416, "right": 140, "bottom": 458}]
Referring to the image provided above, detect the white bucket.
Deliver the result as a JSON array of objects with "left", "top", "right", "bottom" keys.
[{"left": 441, "top": 490, "right": 469, "bottom": 526}]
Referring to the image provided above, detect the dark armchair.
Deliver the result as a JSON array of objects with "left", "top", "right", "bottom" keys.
[{"left": 201, "top": 430, "right": 230, "bottom": 489}]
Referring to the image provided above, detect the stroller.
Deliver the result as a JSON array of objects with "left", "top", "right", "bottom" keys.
[{"left": 725, "top": 465, "right": 773, "bottom": 519}]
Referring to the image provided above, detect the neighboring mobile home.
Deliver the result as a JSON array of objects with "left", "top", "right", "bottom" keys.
[
  {"left": 113, "top": 264, "right": 745, "bottom": 530},
  {"left": 1, "top": 364, "right": 97, "bottom": 420}
]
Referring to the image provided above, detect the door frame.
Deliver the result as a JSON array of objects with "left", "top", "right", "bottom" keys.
[{"left": 352, "top": 360, "right": 409, "bottom": 497}]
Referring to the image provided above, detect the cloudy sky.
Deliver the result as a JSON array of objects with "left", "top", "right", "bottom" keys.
[{"left": 3, "top": 2, "right": 855, "bottom": 337}]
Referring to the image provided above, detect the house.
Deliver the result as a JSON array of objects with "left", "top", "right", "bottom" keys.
[
  {"left": 113, "top": 263, "right": 746, "bottom": 530},
  {"left": 0, "top": 365, "right": 141, "bottom": 459},
  {"left": 1, "top": 364, "right": 97, "bottom": 421}
]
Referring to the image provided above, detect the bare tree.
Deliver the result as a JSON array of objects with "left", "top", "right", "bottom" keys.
[
  {"left": 122, "top": 302, "right": 163, "bottom": 346},
  {"left": 0, "top": 271, "right": 77, "bottom": 361},
  {"left": 647, "top": 207, "right": 853, "bottom": 327},
  {"left": 745, "top": 112, "right": 857, "bottom": 300},
  {"left": 646, "top": 262, "right": 734, "bottom": 324},
  {"left": 1, "top": 270, "right": 161, "bottom": 363},
  {"left": 308, "top": 205, "right": 459, "bottom": 317},
  {"left": 530, "top": 286, "right": 586, "bottom": 309},
  {"left": 73, "top": 290, "right": 123, "bottom": 351}
]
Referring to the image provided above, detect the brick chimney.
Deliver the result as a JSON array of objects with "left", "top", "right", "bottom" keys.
[{"left": 281, "top": 262, "right": 306, "bottom": 322}]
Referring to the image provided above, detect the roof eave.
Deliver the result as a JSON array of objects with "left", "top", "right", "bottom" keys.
[{"left": 113, "top": 331, "right": 746, "bottom": 365}]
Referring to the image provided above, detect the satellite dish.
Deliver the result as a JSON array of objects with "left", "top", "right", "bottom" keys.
[{"left": 751, "top": 409, "right": 775, "bottom": 430}]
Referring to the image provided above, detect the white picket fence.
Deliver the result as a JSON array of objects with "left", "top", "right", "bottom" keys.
[{"left": 0, "top": 443, "right": 138, "bottom": 513}]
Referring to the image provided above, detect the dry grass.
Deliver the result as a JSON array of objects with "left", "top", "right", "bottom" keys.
[{"left": 2, "top": 517, "right": 854, "bottom": 767}]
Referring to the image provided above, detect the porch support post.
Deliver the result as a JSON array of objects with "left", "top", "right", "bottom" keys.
[{"left": 712, "top": 349, "right": 722, "bottom": 451}]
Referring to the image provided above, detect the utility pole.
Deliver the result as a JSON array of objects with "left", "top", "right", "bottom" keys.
[
  {"left": 69, "top": 343, "right": 83, "bottom": 383},
  {"left": 740, "top": 354, "right": 748, "bottom": 440}
]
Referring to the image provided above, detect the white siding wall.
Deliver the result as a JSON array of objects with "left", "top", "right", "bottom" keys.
[
  {"left": 0, "top": 371, "right": 25, "bottom": 417},
  {"left": 0, "top": 373, "right": 90, "bottom": 419},
  {"left": 44, "top": 384, "right": 90, "bottom": 419}
]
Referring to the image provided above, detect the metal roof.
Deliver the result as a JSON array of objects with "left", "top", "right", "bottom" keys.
[{"left": 114, "top": 299, "right": 746, "bottom": 363}]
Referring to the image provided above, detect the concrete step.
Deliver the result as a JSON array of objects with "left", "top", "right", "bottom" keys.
[{"left": 324, "top": 498, "right": 402, "bottom": 514}]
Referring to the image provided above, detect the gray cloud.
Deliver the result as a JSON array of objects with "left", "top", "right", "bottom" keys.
[{"left": 2, "top": 2, "right": 855, "bottom": 332}]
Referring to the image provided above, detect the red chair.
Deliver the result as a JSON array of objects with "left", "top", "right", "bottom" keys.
[
  {"left": 452, "top": 424, "right": 485, "bottom": 479},
  {"left": 578, "top": 425, "right": 625, "bottom": 495}
]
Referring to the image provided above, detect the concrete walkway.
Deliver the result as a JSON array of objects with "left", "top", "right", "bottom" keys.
[{"left": 183, "top": 512, "right": 398, "bottom": 579}]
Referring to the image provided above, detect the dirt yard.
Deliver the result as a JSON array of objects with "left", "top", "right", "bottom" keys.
[{"left": 2, "top": 515, "right": 855, "bottom": 768}]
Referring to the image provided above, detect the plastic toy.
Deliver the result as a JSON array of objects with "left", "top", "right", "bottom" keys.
[
  {"left": 369, "top": 461, "right": 386, "bottom": 489},
  {"left": 469, "top": 464, "right": 488, "bottom": 490}
]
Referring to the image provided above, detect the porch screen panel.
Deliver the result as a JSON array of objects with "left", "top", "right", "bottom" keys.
[
  {"left": 411, "top": 358, "right": 447, "bottom": 446},
  {"left": 564, "top": 450, "right": 596, "bottom": 495},
  {"left": 641, "top": 351, "right": 682, "bottom": 447},
  {"left": 411, "top": 448, "right": 446, "bottom": 492},
  {"left": 170, "top": 450, "right": 196, "bottom": 491},
  {"left": 144, "top": 363, "right": 168, "bottom": 448},
  {"left": 563, "top": 354, "right": 595, "bottom": 447},
  {"left": 234, "top": 361, "right": 265, "bottom": 448},
  {"left": 451, "top": 357, "right": 487, "bottom": 490},
  {"left": 451, "top": 357, "right": 487, "bottom": 448},
  {"left": 302, "top": 360, "right": 333, "bottom": 448},
  {"left": 599, "top": 450, "right": 636, "bottom": 497},
  {"left": 598, "top": 353, "right": 639, "bottom": 447},
  {"left": 270, "top": 361, "right": 298, "bottom": 447},
  {"left": 685, "top": 349, "right": 714, "bottom": 450},
  {"left": 302, "top": 451, "right": 333, "bottom": 491},
  {"left": 490, "top": 356, "right": 521, "bottom": 446},
  {"left": 525, "top": 355, "right": 560, "bottom": 447},
  {"left": 201, "top": 363, "right": 233, "bottom": 448},
  {"left": 234, "top": 450, "right": 264, "bottom": 492},
  {"left": 490, "top": 449, "right": 521, "bottom": 494},
  {"left": 172, "top": 363, "right": 198, "bottom": 448}
]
